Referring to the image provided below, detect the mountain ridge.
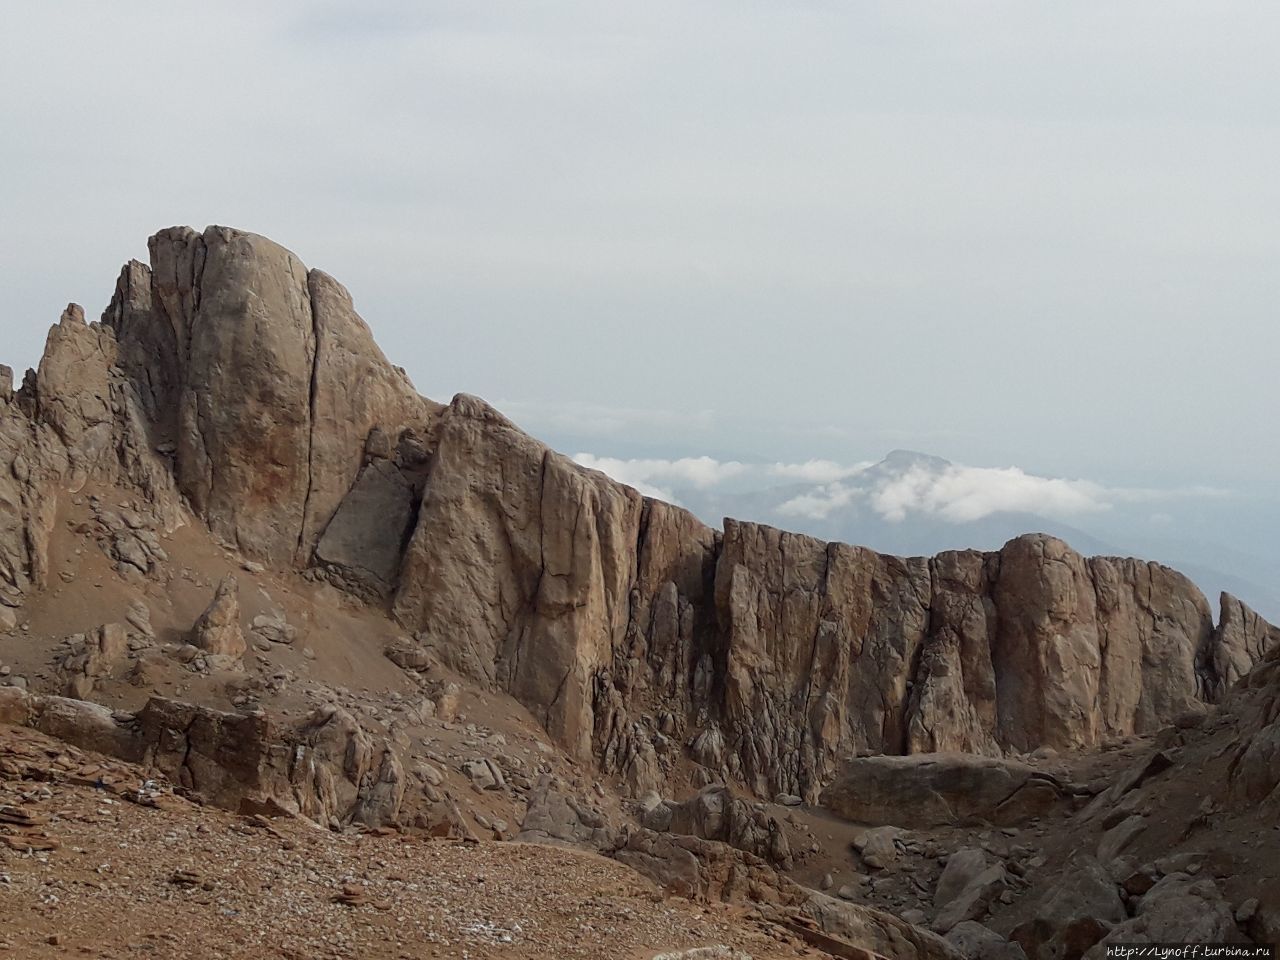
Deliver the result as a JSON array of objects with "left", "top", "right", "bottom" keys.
[
  {"left": 3, "top": 225, "right": 1277, "bottom": 803},
  {"left": 3, "top": 224, "right": 1280, "bottom": 956}
]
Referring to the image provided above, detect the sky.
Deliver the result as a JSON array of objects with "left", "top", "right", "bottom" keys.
[{"left": 2, "top": 1, "right": 1278, "bottom": 514}]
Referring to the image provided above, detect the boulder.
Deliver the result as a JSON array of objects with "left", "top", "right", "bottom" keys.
[
  {"left": 946, "top": 922, "right": 1027, "bottom": 960},
  {"left": 384, "top": 637, "right": 431, "bottom": 672},
  {"left": 250, "top": 614, "right": 296, "bottom": 646},
  {"left": 190, "top": 576, "right": 245, "bottom": 660},
  {"left": 516, "top": 774, "right": 616, "bottom": 851},
  {"left": 1086, "top": 874, "right": 1241, "bottom": 954},
  {"left": 1011, "top": 856, "right": 1125, "bottom": 960},
  {"left": 461, "top": 758, "right": 503, "bottom": 791},
  {"left": 935, "top": 848, "right": 993, "bottom": 910},
  {"left": 804, "top": 893, "right": 964, "bottom": 960},
  {"left": 1096, "top": 814, "right": 1145, "bottom": 865},
  {"left": 931, "top": 864, "right": 1007, "bottom": 934},
  {"left": 855, "top": 826, "right": 904, "bottom": 870},
  {"left": 821, "top": 754, "right": 1064, "bottom": 828}
]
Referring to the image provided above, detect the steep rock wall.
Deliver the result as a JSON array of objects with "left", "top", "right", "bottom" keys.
[
  {"left": 382, "top": 391, "right": 1256, "bottom": 800},
  {"left": 3, "top": 224, "right": 1276, "bottom": 808}
]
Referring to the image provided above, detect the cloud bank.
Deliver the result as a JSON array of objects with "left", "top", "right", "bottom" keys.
[{"left": 574, "top": 452, "right": 1226, "bottom": 525}]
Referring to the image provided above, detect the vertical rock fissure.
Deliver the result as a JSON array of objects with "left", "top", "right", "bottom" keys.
[{"left": 294, "top": 272, "right": 324, "bottom": 565}]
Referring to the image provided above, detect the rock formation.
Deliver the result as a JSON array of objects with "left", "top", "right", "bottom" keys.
[
  {"left": 2, "top": 224, "right": 1277, "bottom": 810},
  {"left": 1211, "top": 592, "right": 1280, "bottom": 698},
  {"left": 819, "top": 754, "right": 1067, "bottom": 829},
  {"left": 190, "top": 576, "right": 246, "bottom": 662},
  {"left": 0, "top": 686, "right": 402, "bottom": 827}
]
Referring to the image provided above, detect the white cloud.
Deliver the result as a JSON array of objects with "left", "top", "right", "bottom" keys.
[
  {"left": 776, "top": 462, "right": 1227, "bottom": 525},
  {"left": 768, "top": 459, "right": 873, "bottom": 484},
  {"left": 870, "top": 465, "right": 1108, "bottom": 523},
  {"left": 574, "top": 449, "right": 1231, "bottom": 525},
  {"left": 777, "top": 482, "right": 863, "bottom": 519}
]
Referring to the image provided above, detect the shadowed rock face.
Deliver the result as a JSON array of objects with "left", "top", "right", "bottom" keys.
[{"left": 3, "top": 225, "right": 1276, "bottom": 803}]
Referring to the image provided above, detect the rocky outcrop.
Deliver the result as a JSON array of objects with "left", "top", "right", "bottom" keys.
[
  {"left": 58, "top": 622, "right": 130, "bottom": 699},
  {"left": 642, "top": 784, "right": 792, "bottom": 867},
  {"left": 1085, "top": 873, "right": 1241, "bottom": 953},
  {"left": 612, "top": 829, "right": 802, "bottom": 905},
  {"left": 1227, "top": 643, "right": 1280, "bottom": 806},
  {"left": 0, "top": 686, "right": 404, "bottom": 827},
  {"left": 393, "top": 394, "right": 648, "bottom": 760},
  {"left": 1212, "top": 592, "right": 1280, "bottom": 699},
  {"left": 190, "top": 576, "right": 246, "bottom": 661},
  {"left": 1011, "top": 856, "right": 1127, "bottom": 960},
  {"left": 0, "top": 686, "right": 137, "bottom": 758},
  {"left": 516, "top": 773, "right": 617, "bottom": 850},
  {"left": 4, "top": 224, "right": 1277, "bottom": 811},
  {"left": 803, "top": 894, "right": 963, "bottom": 960},
  {"left": 819, "top": 754, "right": 1067, "bottom": 828},
  {"left": 109, "top": 226, "right": 439, "bottom": 569},
  {"left": 387, "top": 386, "right": 1261, "bottom": 802}
]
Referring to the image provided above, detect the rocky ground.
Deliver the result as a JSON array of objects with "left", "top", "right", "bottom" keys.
[{"left": 0, "top": 724, "right": 822, "bottom": 960}]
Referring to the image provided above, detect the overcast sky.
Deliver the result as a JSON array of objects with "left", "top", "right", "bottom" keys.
[{"left": 2, "top": 1, "right": 1277, "bottom": 500}]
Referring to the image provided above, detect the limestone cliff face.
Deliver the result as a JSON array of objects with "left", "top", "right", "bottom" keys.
[{"left": 2, "top": 225, "right": 1276, "bottom": 804}]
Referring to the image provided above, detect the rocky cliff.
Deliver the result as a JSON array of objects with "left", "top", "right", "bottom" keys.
[{"left": 3, "top": 225, "right": 1276, "bottom": 806}]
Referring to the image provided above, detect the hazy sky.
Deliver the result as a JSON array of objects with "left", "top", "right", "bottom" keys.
[{"left": 3, "top": 1, "right": 1278, "bottom": 498}]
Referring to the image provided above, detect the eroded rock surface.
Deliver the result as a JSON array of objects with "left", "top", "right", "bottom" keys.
[
  {"left": 2, "top": 223, "right": 1276, "bottom": 815},
  {"left": 820, "top": 754, "right": 1067, "bottom": 828}
]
